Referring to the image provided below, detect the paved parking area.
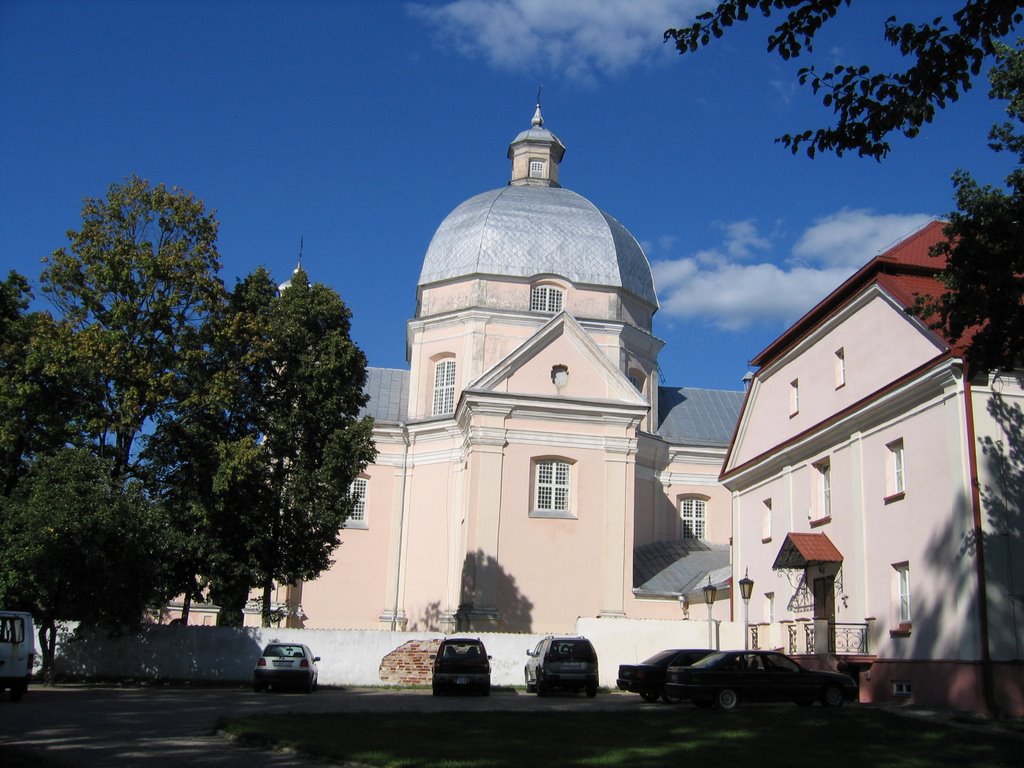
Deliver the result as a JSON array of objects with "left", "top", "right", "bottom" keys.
[{"left": 0, "top": 684, "right": 646, "bottom": 766}]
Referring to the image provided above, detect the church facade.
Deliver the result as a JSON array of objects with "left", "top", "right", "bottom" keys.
[{"left": 286, "top": 106, "right": 744, "bottom": 634}]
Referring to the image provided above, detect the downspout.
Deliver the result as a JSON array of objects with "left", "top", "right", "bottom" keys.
[
  {"left": 390, "top": 423, "right": 410, "bottom": 632},
  {"left": 963, "top": 376, "right": 999, "bottom": 716}
]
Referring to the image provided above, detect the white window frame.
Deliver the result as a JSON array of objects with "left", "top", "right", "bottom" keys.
[
  {"left": 813, "top": 459, "right": 831, "bottom": 520},
  {"left": 762, "top": 498, "right": 773, "bottom": 541},
  {"left": 530, "top": 284, "right": 563, "bottom": 313},
  {"left": 432, "top": 357, "right": 456, "bottom": 416},
  {"left": 789, "top": 379, "right": 800, "bottom": 416},
  {"left": 679, "top": 496, "right": 707, "bottom": 540},
  {"left": 835, "top": 347, "right": 846, "bottom": 388},
  {"left": 888, "top": 439, "right": 906, "bottom": 497},
  {"left": 346, "top": 478, "right": 368, "bottom": 528},
  {"left": 532, "top": 459, "right": 573, "bottom": 518},
  {"left": 529, "top": 159, "right": 546, "bottom": 178},
  {"left": 894, "top": 562, "right": 911, "bottom": 623}
]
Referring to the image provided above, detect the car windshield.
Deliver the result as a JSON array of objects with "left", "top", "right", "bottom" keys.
[
  {"left": 688, "top": 651, "right": 728, "bottom": 669},
  {"left": 547, "top": 640, "right": 594, "bottom": 661},
  {"left": 263, "top": 645, "right": 305, "bottom": 658},
  {"left": 442, "top": 642, "right": 484, "bottom": 657},
  {"left": 642, "top": 649, "right": 682, "bottom": 666}
]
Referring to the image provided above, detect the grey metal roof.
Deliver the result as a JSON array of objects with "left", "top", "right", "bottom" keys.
[
  {"left": 418, "top": 185, "right": 658, "bottom": 308},
  {"left": 657, "top": 387, "right": 744, "bottom": 446},
  {"left": 359, "top": 367, "right": 409, "bottom": 423},
  {"left": 633, "top": 539, "right": 730, "bottom": 594}
]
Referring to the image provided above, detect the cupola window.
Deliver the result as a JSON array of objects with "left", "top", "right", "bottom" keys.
[
  {"left": 530, "top": 285, "right": 563, "bottom": 313},
  {"left": 529, "top": 159, "right": 546, "bottom": 179}
]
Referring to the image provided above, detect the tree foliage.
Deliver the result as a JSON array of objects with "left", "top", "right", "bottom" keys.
[
  {"left": 41, "top": 175, "right": 224, "bottom": 477},
  {"left": 923, "top": 40, "right": 1024, "bottom": 373},
  {"left": 0, "top": 272, "right": 91, "bottom": 496},
  {"left": 0, "top": 449, "right": 167, "bottom": 681},
  {"left": 146, "top": 267, "right": 377, "bottom": 627},
  {"left": 665, "top": 0, "right": 1024, "bottom": 159}
]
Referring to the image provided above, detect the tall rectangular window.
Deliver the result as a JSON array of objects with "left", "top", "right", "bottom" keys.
[
  {"left": 895, "top": 563, "right": 911, "bottom": 623},
  {"left": 835, "top": 348, "right": 846, "bottom": 388},
  {"left": 535, "top": 460, "right": 570, "bottom": 513},
  {"left": 888, "top": 439, "right": 906, "bottom": 496},
  {"left": 348, "top": 478, "right": 367, "bottom": 525},
  {"left": 813, "top": 460, "right": 831, "bottom": 520},
  {"left": 432, "top": 358, "right": 456, "bottom": 416},
  {"left": 529, "top": 159, "right": 545, "bottom": 178},
  {"left": 762, "top": 498, "right": 773, "bottom": 541},
  {"left": 680, "top": 497, "right": 707, "bottom": 540},
  {"left": 530, "top": 285, "right": 563, "bottom": 313}
]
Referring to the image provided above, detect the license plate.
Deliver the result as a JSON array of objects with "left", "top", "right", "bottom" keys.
[
  {"left": 456, "top": 676, "right": 468, "bottom": 685},
  {"left": 272, "top": 660, "right": 292, "bottom": 667},
  {"left": 561, "top": 662, "right": 583, "bottom": 669}
]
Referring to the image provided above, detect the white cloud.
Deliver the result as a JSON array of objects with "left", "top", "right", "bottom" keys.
[
  {"left": 406, "top": 0, "right": 702, "bottom": 81},
  {"left": 652, "top": 210, "right": 935, "bottom": 331}
]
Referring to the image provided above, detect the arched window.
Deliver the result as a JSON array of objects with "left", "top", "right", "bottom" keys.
[
  {"left": 679, "top": 496, "right": 707, "bottom": 540},
  {"left": 530, "top": 284, "right": 563, "bottom": 313},
  {"left": 432, "top": 357, "right": 456, "bottom": 416}
]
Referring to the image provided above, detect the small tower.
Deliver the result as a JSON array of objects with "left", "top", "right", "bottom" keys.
[{"left": 507, "top": 101, "right": 565, "bottom": 188}]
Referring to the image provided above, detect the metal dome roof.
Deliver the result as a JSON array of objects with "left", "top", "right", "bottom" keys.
[{"left": 417, "top": 185, "right": 658, "bottom": 308}]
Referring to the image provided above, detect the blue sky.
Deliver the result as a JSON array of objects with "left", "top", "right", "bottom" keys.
[{"left": 1, "top": 0, "right": 1015, "bottom": 391}]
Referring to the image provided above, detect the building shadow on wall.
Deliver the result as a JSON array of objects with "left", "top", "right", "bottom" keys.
[
  {"left": 407, "top": 550, "right": 534, "bottom": 633},
  {"left": 915, "top": 388, "right": 1023, "bottom": 711}
]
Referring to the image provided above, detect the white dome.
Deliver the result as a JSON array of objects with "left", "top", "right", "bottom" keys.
[{"left": 417, "top": 185, "right": 658, "bottom": 308}]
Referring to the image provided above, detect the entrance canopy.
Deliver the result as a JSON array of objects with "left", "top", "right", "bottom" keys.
[{"left": 772, "top": 532, "right": 843, "bottom": 570}]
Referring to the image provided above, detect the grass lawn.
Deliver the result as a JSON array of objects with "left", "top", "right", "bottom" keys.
[{"left": 220, "top": 705, "right": 1023, "bottom": 768}]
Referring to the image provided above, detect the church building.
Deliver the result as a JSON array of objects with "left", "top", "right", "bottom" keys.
[{"left": 270, "top": 105, "right": 744, "bottom": 634}]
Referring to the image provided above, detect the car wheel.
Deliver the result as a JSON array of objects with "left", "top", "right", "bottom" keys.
[
  {"left": 586, "top": 683, "right": 598, "bottom": 699},
  {"left": 482, "top": 685, "right": 491, "bottom": 697},
  {"left": 536, "top": 678, "right": 547, "bottom": 697},
  {"left": 432, "top": 685, "right": 441, "bottom": 697},
  {"left": 10, "top": 685, "right": 25, "bottom": 702},
  {"left": 715, "top": 688, "right": 739, "bottom": 710},
  {"left": 662, "top": 692, "right": 682, "bottom": 704},
  {"left": 821, "top": 685, "right": 845, "bottom": 707},
  {"left": 304, "top": 678, "right": 314, "bottom": 694},
  {"left": 525, "top": 672, "right": 536, "bottom": 693},
  {"left": 640, "top": 690, "right": 660, "bottom": 703}
]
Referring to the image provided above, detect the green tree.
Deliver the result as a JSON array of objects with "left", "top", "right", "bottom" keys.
[
  {"left": 0, "top": 272, "right": 90, "bottom": 496},
  {"left": 41, "top": 175, "right": 224, "bottom": 478},
  {"left": 924, "top": 39, "right": 1024, "bottom": 373},
  {"left": 146, "top": 267, "right": 377, "bottom": 627},
  {"left": 0, "top": 449, "right": 166, "bottom": 682},
  {"left": 665, "top": 1, "right": 1023, "bottom": 159}
]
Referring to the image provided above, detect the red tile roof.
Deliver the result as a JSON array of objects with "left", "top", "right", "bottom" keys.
[
  {"left": 751, "top": 220, "right": 954, "bottom": 367},
  {"left": 772, "top": 533, "right": 844, "bottom": 570}
]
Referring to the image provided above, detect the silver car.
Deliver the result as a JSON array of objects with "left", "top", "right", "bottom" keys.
[
  {"left": 525, "top": 636, "right": 599, "bottom": 697},
  {"left": 253, "top": 643, "right": 320, "bottom": 693}
]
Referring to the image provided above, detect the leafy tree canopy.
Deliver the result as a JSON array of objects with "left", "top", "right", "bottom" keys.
[
  {"left": 923, "top": 39, "right": 1024, "bottom": 373},
  {"left": 665, "top": 0, "right": 1024, "bottom": 159},
  {"left": 41, "top": 176, "right": 225, "bottom": 477},
  {"left": 0, "top": 448, "right": 167, "bottom": 680}
]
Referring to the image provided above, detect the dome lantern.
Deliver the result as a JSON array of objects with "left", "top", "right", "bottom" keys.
[{"left": 507, "top": 101, "right": 565, "bottom": 188}]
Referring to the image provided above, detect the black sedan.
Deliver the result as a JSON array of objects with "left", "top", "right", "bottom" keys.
[
  {"left": 663, "top": 650, "right": 858, "bottom": 709},
  {"left": 616, "top": 648, "right": 714, "bottom": 702}
]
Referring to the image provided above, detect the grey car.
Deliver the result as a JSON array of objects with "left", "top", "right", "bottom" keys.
[
  {"left": 253, "top": 643, "right": 320, "bottom": 693},
  {"left": 525, "top": 636, "right": 599, "bottom": 698}
]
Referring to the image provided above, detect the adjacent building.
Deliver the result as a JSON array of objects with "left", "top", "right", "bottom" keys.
[{"left": 721, "top": 221, "right": 1023, "bottom": 715}]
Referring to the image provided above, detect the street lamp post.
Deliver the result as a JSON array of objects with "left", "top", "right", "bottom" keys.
[
  {"left": 739, "top": 568, "right": 755, "bottom": 651},
  {"left": 702, "top": 576, "right": 718, "bottom": 649}
]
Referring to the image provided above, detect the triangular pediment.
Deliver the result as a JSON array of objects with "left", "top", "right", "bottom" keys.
[{"left": 469, "top": 312, "right": 647, "bottom": 406}]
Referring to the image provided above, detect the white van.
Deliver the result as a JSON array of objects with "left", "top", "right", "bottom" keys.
[{"left": 0, "top": 611, "right": 35, "bottom": 701}]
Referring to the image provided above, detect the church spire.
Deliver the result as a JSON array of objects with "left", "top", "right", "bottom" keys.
[{"left": 508, "top": 97, "right": 565, "bottom": 188}]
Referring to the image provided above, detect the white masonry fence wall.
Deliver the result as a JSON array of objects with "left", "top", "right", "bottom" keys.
[{"left": 53, "top": 617, "right": 746, "bottom": 689}]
